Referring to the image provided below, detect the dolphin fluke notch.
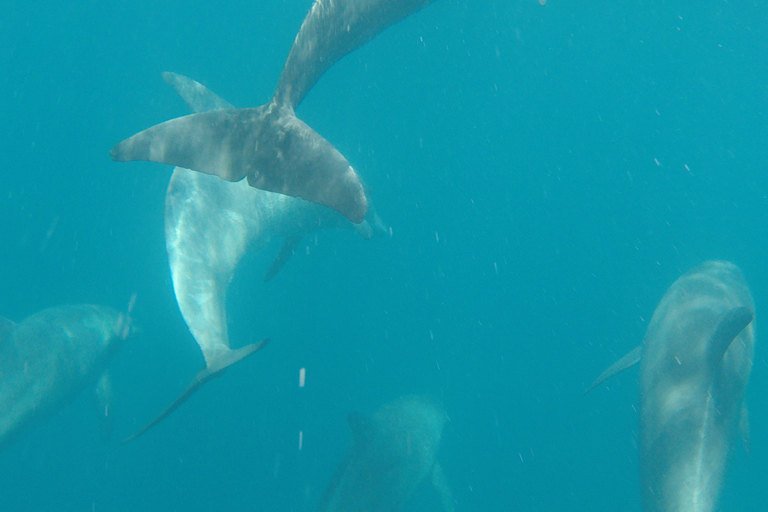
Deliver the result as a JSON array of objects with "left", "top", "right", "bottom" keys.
[
  {"left": 122, "top": 338, "right": 270, "bottom": 444},
  {"left": 110, "top": 106, "right": 367, "bottom": 224}
]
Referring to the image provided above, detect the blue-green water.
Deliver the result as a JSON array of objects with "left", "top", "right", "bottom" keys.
[{"left": 1, "top": 1, "right": 767, "bottom": 510}]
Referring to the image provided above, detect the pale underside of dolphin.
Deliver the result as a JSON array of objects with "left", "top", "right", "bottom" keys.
[
  {"left": 121, "top": 72, "right": 385, "bottom": 443},
  {"left": 0, "top": 304, "right": 134, "bottom": 451},
  {"left": 319, "top": 395, "right": 455, "bottom": 512},
  {"left": 111, "top": 0, "right": 439, "bottom": 223},
  {"left": 585, "top": 260, "right": 755, "bottom": 512}
]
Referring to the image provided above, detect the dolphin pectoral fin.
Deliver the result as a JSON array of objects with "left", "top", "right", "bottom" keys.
[
  {"left": 93, "top": 371, "right": 114, "bottom": 443},
  {"left": 264, "top": 235, "right": 303, "bottom": 282},
  {"left": 707, "top": 306, "right": 754, "bottom": 371},
  {"left": 583, "top": 345, "right": 642, "bottom": 395},
  {"left": 121, "top": 338, "right": 270, "bottom": 444},
  {"left": 740, "top": 403, "right": 751, "bottom": 457},
  {"left": 431, "top": 462, "right": 456, "bottom": 512},
  {"left": 161, "top": 72, "right": 234, "bottom": 113}
]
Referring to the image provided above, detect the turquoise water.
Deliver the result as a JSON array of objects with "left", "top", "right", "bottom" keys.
[{"left": 1, "top": 0, "right": 768, "bottom": 510}]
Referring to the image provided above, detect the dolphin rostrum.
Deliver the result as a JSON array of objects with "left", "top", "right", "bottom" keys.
[
  {"left": 319, "top": 395, "right": 455, "bottom": 512},
  {"left": 586, "top": 261, "right": 755, "bottom": 511},
  {"left": 0, "top": 302, "right": 135, "bottom": 451},
  {"left": 121, "top": 72, "right": 384, "bottom": 444},
  {"left": 111, "top": 0, "right": 437, "bottom": 223}
]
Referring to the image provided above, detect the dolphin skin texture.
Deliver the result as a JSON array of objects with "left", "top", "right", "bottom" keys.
[
  {"left": 586, "top": 261, "right": 755, "bottom": 512},
  {"left": 121, "top": 72, "right": 385, "bottom": 443},
  {"left": 319, "top": 395, "right": 455, "bottom": 512},
  {"left": 0, "top": 304, "right": 133, "bottom": 451},
  {"left": 111, "top": 0, "right": 437, "bottom": 223}
]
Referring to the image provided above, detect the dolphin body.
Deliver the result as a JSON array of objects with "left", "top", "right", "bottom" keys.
[
  {"left": 111, "top": 0, "right": 438, "bottom": 223},
  {"left": 320, "top": 395, "right": 455, "bottom": 512},
  {"left": 586, "top": 261, "right": 755, "bottom": 512},
  {"left": 121, "top": 72, "right": 384, "bottom": 443},
  {"left": 0, "top": 304, "right": 133, "bottom": 451}
]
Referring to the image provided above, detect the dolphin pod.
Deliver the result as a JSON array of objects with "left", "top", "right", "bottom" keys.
[
  {"left": 0, "top": 303, "right": 135, "bottom": 451},
  {"left": 586, "top": 260, "right": 755, "bottom": 512},
  {"left": 320, "top": 395, "right": 455, "bottom": 512},
  {"left": 111, "top": 0, "right": 438, "bottom": 223},
  {"left": 120, "top": 72, "right": 385, "bottom": 443}
]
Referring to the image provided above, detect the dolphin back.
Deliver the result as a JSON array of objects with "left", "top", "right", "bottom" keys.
[
  {"left": 0, "top": 304, "right": 128, "bottom": 450},
  {"left": 639, "top": 261, "right": 755, "bottom": 512},
  {"left": 319, "top": 395, "right": 449, "bottom": 512}
]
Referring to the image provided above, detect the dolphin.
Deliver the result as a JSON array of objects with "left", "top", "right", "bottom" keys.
[
  {"left": 110, "top": 0, "right": 438, "bottom": 223},
  {"left": 586, "top": 260, "right": 755, "bottom": 512},
  {"left": 121, "top": 72, "right": 383, "bottom": 443},
  {"left": 319, "top": 395, "right": 455, "bottom": 512},
  {"left": 0, "top": 302, "right": 135, "bottom": 451}
]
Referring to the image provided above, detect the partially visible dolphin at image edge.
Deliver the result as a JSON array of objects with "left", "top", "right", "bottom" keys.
[
  {"left": 110, "top": 0, "right": 439, "bottom": 223},
  {"left": 0, "top": 302, "right": 135, "bottom": 451},
  {"left": 120, "top": 71, "right": 383, "bottom": 444},
  {"left": 586, "top": 260, "right": 755, "bottom": 512},
  {"left": 320, "top": 395, "right": 455, "bottom": 512}
]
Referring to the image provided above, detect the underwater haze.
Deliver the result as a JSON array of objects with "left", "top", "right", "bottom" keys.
[{"left": 2, "top": 0, "right": 768, "bottom": 511}]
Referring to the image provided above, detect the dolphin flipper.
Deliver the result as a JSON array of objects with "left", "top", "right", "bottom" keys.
[
  {"left": 161, "top": 71, "right": 234, "bottom": 113},
  {"left": 122, "top": 338, "right": 270, "bottom": 444},
  {"left": 584, "top": 345, "right": 642, "bottom": 395},
  {"left": 93, "top": 371, "right": 114, "bottom": 443},
  {"left": 431, "top": 462, "right": 456, "bottom": 512},
  {"left": 264, "top": 235, "right": 303, "bottom": 282}
]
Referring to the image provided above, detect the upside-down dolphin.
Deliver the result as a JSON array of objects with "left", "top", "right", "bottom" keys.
[
  {"left": 0, "top": 301, "right": 135, "bottom": 451},
  {"left": 121, "top": 72, "right": 384, "bottom": 443},
  {"left": 586, "top": 261, "right": 755, "bottom": 511},
  {"left": 111, "top": 0, "right": 439, "bottom": 223},
  {"left": 320, "top": 395, "right": 455, "bottom": 512}
]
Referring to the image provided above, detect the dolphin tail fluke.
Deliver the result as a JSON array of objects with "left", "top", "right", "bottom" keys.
[
  {"left": 583, "top": 345, "right": 642, "bottom": 395},
  {"left": 110, "top": 106, "right": 367, "bottom": 223},
  {"left": 431, "top": 462, "right": 456, "bottom": 512},
  {"left": 264, "top": 235, "right": 303, "bottom": 282},
  {"left": 707, "top": 306, "right": 753, "bottom": 371},
  {"left": 121, "top": 338, "right": 270, "bottom": 444}
]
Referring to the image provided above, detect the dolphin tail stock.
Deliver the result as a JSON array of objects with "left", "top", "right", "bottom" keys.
[
  {"left": 121, "top": 338, "right": 270, "bottom": 444},
  {"left": 707, "top": 306, "right": 753, "bottom": 371},
  {"left": 583, "top": 345, "right": 642, "bottom": 395}
]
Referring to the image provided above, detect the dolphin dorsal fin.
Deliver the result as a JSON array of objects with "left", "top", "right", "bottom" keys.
[
  {"left": 707, "top": 306, "right": 753, "bottom": 371},
  {"left": 264, "top": 235, "right": 303, "bottom": 282},
  {"left": 584, "top": 345, "right": 643, "bottom": 395},
  {"left": 347, "top": 412, "right": 375, "bottom": 447}
]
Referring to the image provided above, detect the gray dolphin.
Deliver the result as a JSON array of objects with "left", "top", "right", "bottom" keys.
[
  {"left": 320, "top": 395, "right": 455, "bottom": 512},
  {"left": 111, "top": 0, "right": 437, "bottom": 223},
  {"left": 0, "top": 303, "right": 134, "bottom": 451},
  {"left": 586, "top": 260, "right": 755, "bottom": 512},
  {"left": 121, "top": 72, "right": 384, "bottom": 443}
]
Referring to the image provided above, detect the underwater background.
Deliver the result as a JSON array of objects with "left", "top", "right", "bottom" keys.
[{"left": 1, "top": 0, "right": 768, "bottom": 510}]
